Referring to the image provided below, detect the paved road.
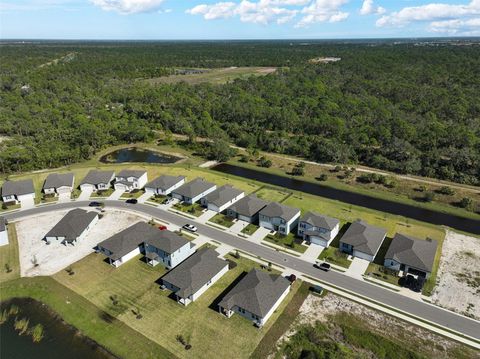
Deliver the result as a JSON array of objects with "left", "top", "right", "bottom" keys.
[{"left": 5, "top": 201, "right": 480, "bottom": 342}]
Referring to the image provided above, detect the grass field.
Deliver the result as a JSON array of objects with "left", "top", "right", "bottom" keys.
[
  {"left": 318, "top": 247, "right": 351, "bottom": 268},
  {"left": 173, "top": 202, "right": 204, "bottom": 217},
  {"left": 145, "top": 67, "right": 277, "bottom": 85},
  {"left": 209, "top": 213, "right": 235, "bottom": 228},
  {"left": 265, "top": 232, "right": 308, "bottom": 254},
  {"left": 53, "top": 252, "right": 300, "bottom": 359},
  {"left": 0, "top": 223, "right": 20, "bottom": 283},
  {"left": 242, "top": 223, "right": 259, "bottom": 236},
  {"left": 253, "top": 186, "right": 291, "bottom": 203}
]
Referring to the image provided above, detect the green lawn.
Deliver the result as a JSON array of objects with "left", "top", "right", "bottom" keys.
[
  {"left": 120, "top": 190, "right": 144, "bottom": 199},
  {"left": 253, "top": 186, "right": 291, "bottom": 203},
  {"left": 90, "top": 188, "right": 114, "bottom": 198},
  {"left": 318, "top": 247, "right": 352, "bottom": 268},
  {"left": 209, "top": 213, "right": 235, "bottom": 228},
  {"left": 0, "top": 203, "right": 21, "bottom": 213},
  {"left": 264, "top": 232, "right": 308, "bottom": 254},
  {"left": 175, "top": 230, "right": 197, "bottom": 241},
  {"left": 241, "top": 223, "right": 259, "bottom": 236},
  {"left": 149, "top": 194, "right": 167, "bottom": 203},
  {"left": 53, "top": 252, "right": 299, "bottom": 359},
  {"left": 173, "top": 202, "right": 204, "bottom": 217},
  {"left": 0, "top": 223, "right": 20, "bottom": 283}
]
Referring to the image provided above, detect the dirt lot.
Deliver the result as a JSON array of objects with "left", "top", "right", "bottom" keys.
[
  {"left": 432, "top": 230, "right": 480, "bottom": 319},
  {"left": 15, "top": 208, "right": 143, "bottom": 277}
]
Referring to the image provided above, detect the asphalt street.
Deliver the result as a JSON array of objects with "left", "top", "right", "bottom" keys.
[{"left": 5, "top": 200, "right": 480, "bottom": 342}]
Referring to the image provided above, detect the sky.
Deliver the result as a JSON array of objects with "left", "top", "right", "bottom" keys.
[{"left": 0, "top": 0, "right": 479, "bottom": 39}]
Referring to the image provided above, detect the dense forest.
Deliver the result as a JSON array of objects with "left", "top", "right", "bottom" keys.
[{"left": 0, "top": 40, "right": 479, "bottom": 185}]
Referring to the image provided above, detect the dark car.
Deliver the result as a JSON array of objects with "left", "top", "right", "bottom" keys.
[
  {"left": 315, "top": 261, "right": 331, "bottom": 272},
  {"left": 89, "top": 201, "right": 102, "bottom": 207},
  {"left": 126, "top": 199, "right": 138, "bottom": 204},
  {"left": 288, "top": 274, "right": 297, "bottom": 283}
]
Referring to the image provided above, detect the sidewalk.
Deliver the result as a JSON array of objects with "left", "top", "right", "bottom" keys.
[{"left": 107, "top": 189, "right": 124, "bottom": 200}]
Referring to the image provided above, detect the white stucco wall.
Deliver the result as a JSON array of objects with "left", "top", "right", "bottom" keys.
[
  {"left": 352, "top": 250, "right": 374, "bottom": 262},
  {"left": 0, "top": 228, "right": 9, "bottom": 246},
  {"left": 259, "top": 284, "right": 290, "bottom": 325},
  {"left": 17, "top": 193, "right": 35, "bottom": 202},
  {"left": 146, "top": 178, "right": 185, "bottom": 196}
]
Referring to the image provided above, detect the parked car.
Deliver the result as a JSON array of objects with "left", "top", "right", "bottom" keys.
[
  {"left": 158, "top": 225, "right": 168, "bottom": 231},
  {"left": 126, "top": 199, "right": 138, "bottom": 204},
  {"left": 89, "top": 201, "right": 102, "bottom": 207},
  {"left": 288, "top": 274, "right": 297, "bottom": 283},
  {"left": 314, "top": 261, "right": 331, "bottom": 272},
  {"left": 183, "top": 224, "right": 197, "bottom": 233},
  {"left": 163, "top": 197, "right": 174, "bottom": 205}
]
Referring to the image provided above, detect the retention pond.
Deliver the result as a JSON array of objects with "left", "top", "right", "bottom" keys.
[{"left": 100, "top": 147, "right": 181, "bottom": 164}]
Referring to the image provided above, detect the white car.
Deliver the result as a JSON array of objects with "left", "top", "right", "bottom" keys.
[{"left": 183, "top": 224, "right": 198, "bottom": 233}]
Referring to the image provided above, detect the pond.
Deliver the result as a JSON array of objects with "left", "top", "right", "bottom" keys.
[
  {"left": 212, "top": 163, "right": 480, "bottom": 235},
  {"left": 100, "top": 147, "right": 181, "bottom": 164},
  {"left": 0, "top": 298, "right": 116, "bottom": 359}
]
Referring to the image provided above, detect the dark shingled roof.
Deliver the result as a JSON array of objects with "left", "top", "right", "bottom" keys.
[
  {"left": 340, "top": 220, "right": 387, "bottom": 256},
  {"left": 43, "top": 173, "right": 74, "bottom": 190},
  {"left": 80, "top": 170, "right": 115, "bottom": 185},
  {"left": 203, "top": 185, "right": 244, "bottom": 208},
  {"left": 1, "top": 179, "right": 35, "bottom": 197},
  {"left": 385, "top": 233, "right": 438, "bottom": 273},
  {"left": 45, "top": 209, "right": 98, "bottom": 243},
  {"left": 259, "top": 202, "right": 300, "bottom": 222},
  {"left": 161, "top": 248, "right": 228, "bottom": 298},
  {"left": 218, "top": 269, "right": 290, "bottom": 317},
  {"left": 0, "top": 217, "right": 6, "bottom": 232},
  {"left": 173, "top": 178, "right": 216, "bottom": 198},
  {"left": 116, "top": 170, "right": 146, "bottom": 178},
  {"left": 145, "top": 175, "right": 185, "bottom": 190},
  {"left": 227, "top": 194, "right": 268, "bottom": 217},
  {"left": 98, "top": 222, "right": 190, "bottom": 261},
  {"left": 300, "top": 211, "right": 339, "bottom": 231}
]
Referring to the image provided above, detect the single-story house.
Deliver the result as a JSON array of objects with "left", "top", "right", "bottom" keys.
[
  {"left": 297, "top": 211, "right": 340, "bottom": 247},
  {"left": 1, "top": 179, "right": 35, "bottom": 204},
  {"left": 43, "top": 173, "right": 75, "bottom": 195},
  {"left": 161, "top": 247, "right": 229, "bottom": 306},
  {"left": 384, "top": 233, "right": 438, "bottom": 278},
  {"left": 200, "top": 185, "right": 245, "bottom": 213},
  {"left": 114, "top": 170, "right": 148, "bottom": 192},
  {"left": 144, "top": 175, "right": 186, "bottom": 196},
  {"left": 0, "top": 217, "right": 8, "bottom": 246},
  {"left": 80, "top": 170, "right": 115, "bottom": 192},
  {"left": 97, "top": 222, "right": 193, "bottom": 268},
  {"left": 44, "top": 208, "right": 99, "bottom": 245},
  {"left": 226, "top": 194, "right": 269, "bottom": 223},
  {"left": 144, "top": 229, "right": 194, "bottom": 269},
  {"left": 218, "top": 269, "right": 291, "bottom": 327},
  {"left": 259, "top": 202, "right": 301, "bottom": 235},
  {"left": 171, "top": 178, "right": 216, "bottom": 204},
  {"left": 339, "top": 220, "right": 387, "bottom": 262}
]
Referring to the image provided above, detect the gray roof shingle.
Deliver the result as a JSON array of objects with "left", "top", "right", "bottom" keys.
[
  {"left": 0, "top": 217, "right": 6, "bottom": 232},
  {"left": 300, "top": 211, "right": 339, "bottom": 231},
  {"left": 385, "top": 233, "right": 438, "bottom": 273},
  {"left": 340, "top": 220, "right": 387, "bottom": 256},
  {"left": 203, "top": 185, "right": 244, "bottom": 208},
  {"left": 116, "top": 170, "right": 146, "bottom": 178},
  {"left": 1, "top": 179, "right": 35, "bottom": 197},
  {"left": 161, "top": 248, "right": 228, "bottom": 298},
  {"left": 227, "top": 194, "right": 269, "bottom": 217},
  {"left": 80, "top": 170, "right": 115, "bottom": 186},
  {"left": 259, "top": 202, "right": 300, "bottom": 222},
  {"left": 145, "top": 230, "right": 191, "bottom": 253},
  {"left": 45, "top": 209, "right": 98, "bottom": 243},
  {"left": 145, "top": 175, "right": 185, "bottom": 191},
  {"left": 43, "top": 173, "right": 74, "bottom": 190},
  {"left": 173, "top": 178, "right": 216, "bottom": 198},
  {"left": 218, "top": 269, "right": 290, "bottom": 317}
]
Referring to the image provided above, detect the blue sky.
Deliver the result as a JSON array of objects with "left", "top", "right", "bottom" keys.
[{"left": 1, "top": 0, "right": 479, "bottom": 39}]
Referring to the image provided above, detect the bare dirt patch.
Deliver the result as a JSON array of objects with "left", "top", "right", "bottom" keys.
[
  {"left": 15, "top": 208, "right": 143, "bottom": 276},
  {"left": 432, "top": 230, "right": 480, "bottom": 319}
]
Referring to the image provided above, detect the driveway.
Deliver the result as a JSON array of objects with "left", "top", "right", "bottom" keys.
[
  {"left": 300, "top": 243, "right": 325, "bottom": 263},
  {"left": 250, "top": 227, "right": 271, "bottom": 244},
  {"left": 137, "top": 192, "right": 152, "bottom": 204},
  {"left": 345, "top": 257, "right": 370, "bottom": 278},
  {"left": 108, "top": 189, "right": 125, "bottom": 200},
  {"left": 197, "top": 209, "right": 217, "bottom": 223},
  {"left": 58, "top": 192, "right": 71, "bottom": 203},
  {"left": 78, "top": 188, "right": 92, "bottom": 201},
  {"left": 20, "top": 197, "right": 35, "bottom": 209},
  {"left": 228, "top": 220, "right": 248, "bottom": 234}
]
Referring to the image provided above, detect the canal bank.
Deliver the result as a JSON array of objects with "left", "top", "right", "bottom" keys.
[{"left": 212, "top": 164, "right": 480, "bottom": 235}]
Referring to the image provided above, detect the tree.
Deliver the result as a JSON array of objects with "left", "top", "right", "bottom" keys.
[{"left": 459, "top": 197, "right": 474, "bottom": 211}]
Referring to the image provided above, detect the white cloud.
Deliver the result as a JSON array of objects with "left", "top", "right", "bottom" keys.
[
  {"left": 90, "top": 0, "right": 166, "bottom": 14},
  {"left": 376, "top": 0, "right": 480, "bottom": 27},
  {"left": 186, "top": 0, "right": 348, "bottom": 26},
  {"left": 359, "top": 0, "right": 385, "bottom": 16},
  {"left": 429, "top": 17, "right": 480, "bottom": 34}
]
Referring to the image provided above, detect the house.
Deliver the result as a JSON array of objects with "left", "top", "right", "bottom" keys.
[
  {"left": 80, "top": 170, "right": 115, "bottom": 192},
  {"left": 1, "top": 179, "right": 35, "bottom": 204},
  {"left": 259, "top": 202, "right": 301, "bottom": 235},
  {"left": 200, "top": 185, "right": 245, "bottom": 213},
  {"left": 226, "top": 195, "right": 269, "bottom": 223},
  {"left": 0, "top": 217, "right": 8, "bottom": 246},
  {"left": 339, "top": 220, "right": 387, "bottom": 262},
  {"left": 144, "top": 175, "right": 186, "bottom": 196},
  {"left": 384, "top": 233, "right": 438, "bottom": 278},
  {"left": 42, "top": 173, "right": 75, "bottom": 195},
  {"left": 297, "top": 211, "right": 340, "bottom": 247},
  {"left": 44, "top": 209, "right": 99, "bottom": 245},
  {"left": 161, "top": 248, "right": 229, "bottom": 306},
  {"left": 97, "top": 222, "right": 193, "bottom": 268},
  {"left": 171, "top": 178, "right": 216, "bottom": 204},
  {"left": 114, "top": 170, "right": 148, "bottom": 192},
  {"left": 144, "top": 229, "right": 194, "bottom": 269},
  {"left": 218, "top": 269, "right": 291, "bottom": 327}
]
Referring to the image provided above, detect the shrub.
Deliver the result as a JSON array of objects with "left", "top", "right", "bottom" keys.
[
  {"left": 5, "top": 263, "right": 12, "bottom": 273},
  {"left": 239, "top": 154, "right": 250, "bottom": 163},
  {"left": 291, "top": 166, "right": 305, "bottom": 176},
  {"left": 438, "top": 186, "right": 455, "bottom": 196},
  {"left": 459, "top": 197, "right": 474, "bottom": 211},
  {"left": 31, "top": 324, "right": 44, "bottom": 343},
  {"left": 258, "top": 157, "right": 272, "bottom": 168},
  {"left": 316, "top": 174, "right": 328, "bottom": 181},
  {"left": 14, "top": 317, "right": 30, "bottom": 335},
  {"left": 423, "top": 192, "right": 435, "bottom": 202}
]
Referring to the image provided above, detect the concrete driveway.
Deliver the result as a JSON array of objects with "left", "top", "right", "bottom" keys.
[
  {"left": 58, "top": 192, "right": 71, "bottom": 203},
  {"left": 197, "top": 209, "right": 217, "bottom": 223},
  {"left": 300, "top": 243, "right": 325, "bottom": 263},
  {"left": 20, "top": 197, "right": 35, "bottom": 209},
  {"left": 137, "top": 192, "right": 152, "bottom": 204},
  {"left": 108, "top": 188, "right": 125, "bottom": 200},
  {"left": 345, "top": 257, "right": 370, "bottom": 278},
  {"left": 78, "top": 188, "right": 92, "bottom": 201},
  {"left": 228, "top": 220, "right": 249, "bottom": 234},
  {"left": 250, "top": 227, "right": 271, "bottom": 244}
]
